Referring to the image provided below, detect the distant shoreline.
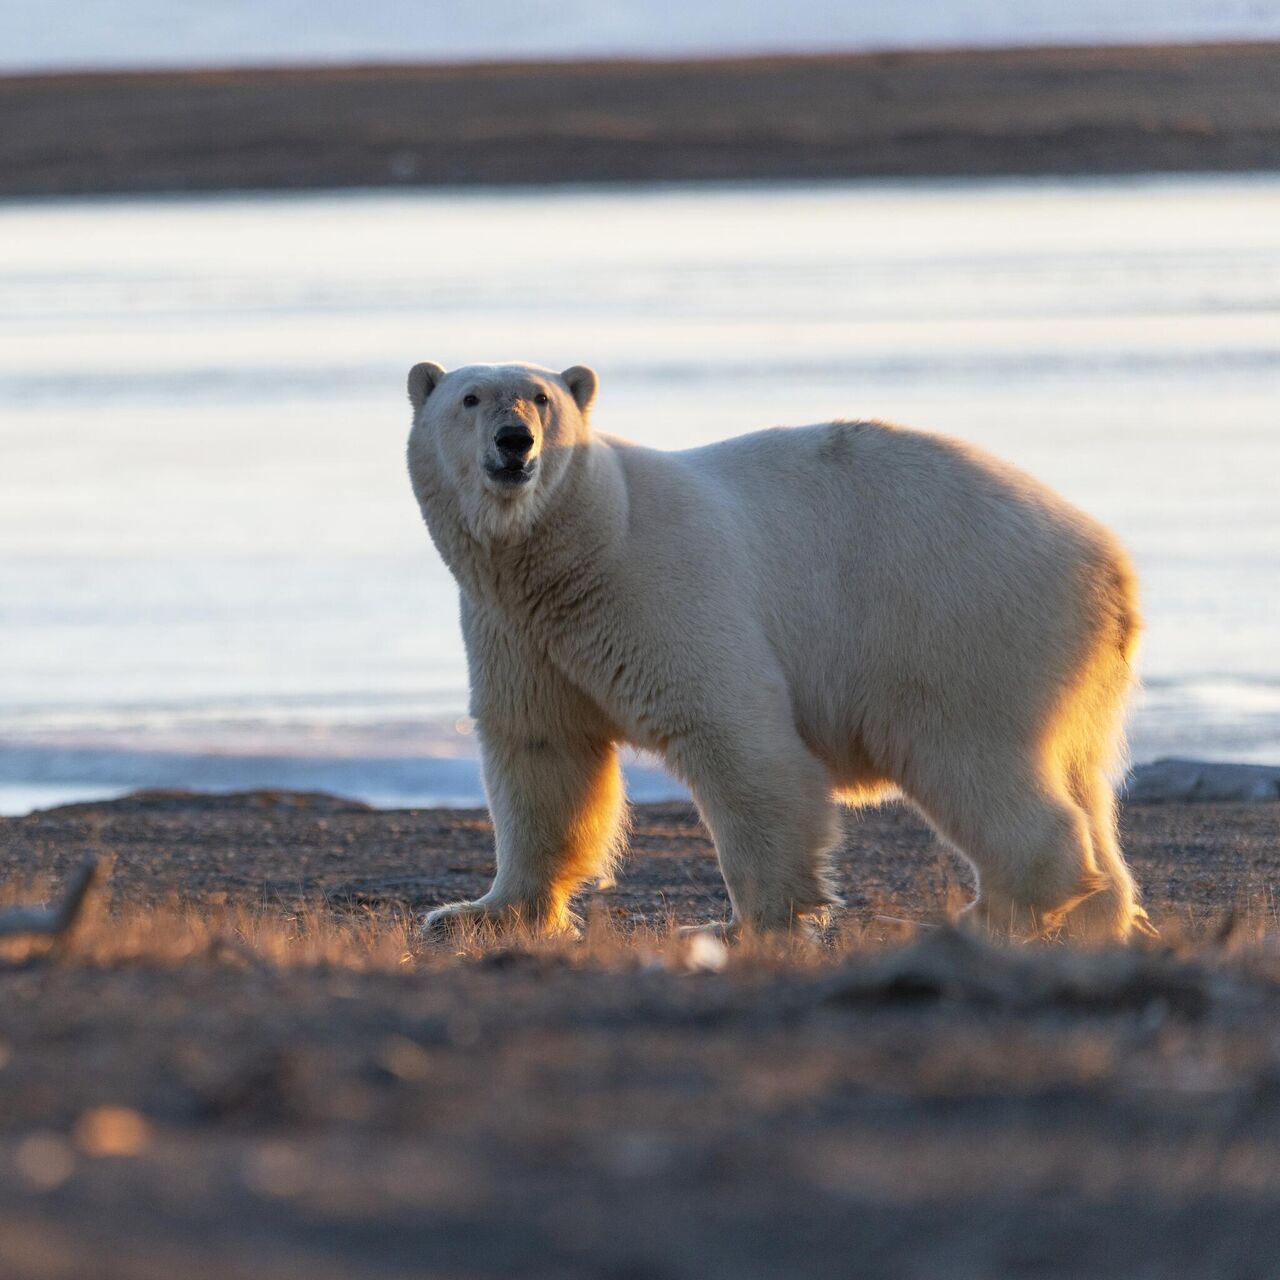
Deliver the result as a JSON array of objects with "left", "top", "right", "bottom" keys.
[
  {"left": 3, "top": 42, "right": 1280, "bottom": 197},
  {"left": 3, "top": 760, "right": 1276, "bottom": 819}
]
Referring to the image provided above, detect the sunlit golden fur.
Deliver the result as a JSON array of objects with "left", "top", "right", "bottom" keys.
[{"left": 407, "top": 361, "right": 1146, "bottom": 942}]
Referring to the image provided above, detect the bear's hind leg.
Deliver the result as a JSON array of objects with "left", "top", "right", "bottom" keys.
[
  {"left": 1061, "top": 771, "right": 1150, "bottom": 944},
  {"left": 907, "top": 754, "right": 1105, "bottom": 941}
]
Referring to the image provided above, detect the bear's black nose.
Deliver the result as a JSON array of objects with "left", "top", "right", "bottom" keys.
[{"left": 494, "top": 424, "right": 535, "bottom": 460}]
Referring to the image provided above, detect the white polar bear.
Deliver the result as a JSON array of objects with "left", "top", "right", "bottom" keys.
[{"left": 407, "top": 361, "right": 1149, "bottom": 943}]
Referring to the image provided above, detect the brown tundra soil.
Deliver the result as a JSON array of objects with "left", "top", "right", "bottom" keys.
[{"left": 1, "top": 790, "right": 1279, "bottom": 1279}]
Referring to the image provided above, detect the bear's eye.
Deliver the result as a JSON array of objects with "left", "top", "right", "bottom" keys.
[
  {"left": 534, "top": 393, "right": 549, "bottom": 405},
  {"left": 462, "top": 394, "right": 479, "bottom": 407}
]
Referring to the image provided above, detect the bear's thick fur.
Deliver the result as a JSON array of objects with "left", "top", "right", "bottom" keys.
[{"left": 407, "top": 361, "right": 1148, "bottom": 942}]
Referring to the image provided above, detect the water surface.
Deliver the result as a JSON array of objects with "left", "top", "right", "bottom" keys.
[{"left": 1, "top": 176, "right": 1277, "bottom": 812}]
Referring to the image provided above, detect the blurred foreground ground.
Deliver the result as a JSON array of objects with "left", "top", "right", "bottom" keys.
[
  {"left": 5, "top": 42, "right": 1280, "bottom": 195},
  {"left": 1, "top": 792, "right": 1279, "bottom": 1278}
]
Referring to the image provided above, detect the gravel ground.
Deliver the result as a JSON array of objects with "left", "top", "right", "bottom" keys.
[{"left": 0, "top": 791, "right": 1278, "bottom": 1279}]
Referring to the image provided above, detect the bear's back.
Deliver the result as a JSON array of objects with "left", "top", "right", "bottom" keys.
[{"left": 631, "top": 419, "right": 1129, "bottom": 722}]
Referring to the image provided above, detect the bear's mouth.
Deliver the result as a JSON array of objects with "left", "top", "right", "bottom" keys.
[{"left": 484, "top": 459, "right": 536, "bottom": 488}]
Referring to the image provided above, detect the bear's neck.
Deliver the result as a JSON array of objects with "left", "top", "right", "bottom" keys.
[{"left": 446, "top": 439, "right": 628, "bottom": 623}]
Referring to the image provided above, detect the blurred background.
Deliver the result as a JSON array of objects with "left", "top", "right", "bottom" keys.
[{"left": 1, "top": 3, "right": 1278, "bottom": 813}]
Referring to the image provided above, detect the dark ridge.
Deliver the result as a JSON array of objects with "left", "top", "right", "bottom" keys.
[{"left": 3, "top": 42, "right": 1280, "bottom": 196}]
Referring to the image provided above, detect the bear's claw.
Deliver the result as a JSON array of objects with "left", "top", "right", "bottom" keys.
[{"left": 419, "top": 900, "right": 583, "bottom": 944}]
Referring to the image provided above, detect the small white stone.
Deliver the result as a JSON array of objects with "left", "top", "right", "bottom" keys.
[{"left": 684, "top": 932, "right": 729, "bottom": 973}]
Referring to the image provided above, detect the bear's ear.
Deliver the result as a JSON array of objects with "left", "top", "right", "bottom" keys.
[
  {"left": 408, "top": 362, "right": 447, "bottom": 411},
  {"left": 560, "top": 365, "right": 598, "bottom": 417}
]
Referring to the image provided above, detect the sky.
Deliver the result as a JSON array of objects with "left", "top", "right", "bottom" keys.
[{"left": 4, "top": 0, "right": 1280, "bottom": 73}]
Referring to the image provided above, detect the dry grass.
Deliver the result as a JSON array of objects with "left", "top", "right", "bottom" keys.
[
  {"left": 0, "top": 871, "right": 905, "bottom": 976},
  {"left": 3, "top": 865, "right": 1280, "bottom": 988}
]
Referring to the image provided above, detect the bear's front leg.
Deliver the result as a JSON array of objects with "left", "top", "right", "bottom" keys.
[
  {"left": 669, "top": 718, "right": 842, "bottom": 935},
  {"left": 423, "top": 598, "right": 628, "bottom": 941},
  {"left": 423, "top": 728, "right": 626, "bottom": 939}
]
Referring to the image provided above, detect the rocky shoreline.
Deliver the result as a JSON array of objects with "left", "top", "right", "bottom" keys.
[
  {"left": 1126, "top": 758, "right": 1280, "bottom": 803},
  {"left": 3, "top": 774, "right": 1277, "bottom": 921}
]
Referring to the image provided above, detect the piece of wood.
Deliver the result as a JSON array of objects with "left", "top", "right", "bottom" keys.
[{"left": 0, "top": 860, "right": 99, "bottom": 940}]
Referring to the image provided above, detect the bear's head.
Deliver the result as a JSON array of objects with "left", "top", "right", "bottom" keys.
[{"left": 407, "top": 361, "right": 598, "bottom": 544}]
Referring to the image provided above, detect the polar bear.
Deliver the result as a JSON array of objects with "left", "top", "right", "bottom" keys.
[{"left": 406, "top": 361, "right": 1149, "bottom": 943}]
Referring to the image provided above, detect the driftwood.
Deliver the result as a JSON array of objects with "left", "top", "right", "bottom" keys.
[{"left": 0, "top": 860, "right": 100, "bottom": 941}]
